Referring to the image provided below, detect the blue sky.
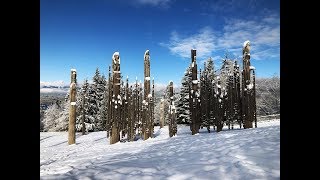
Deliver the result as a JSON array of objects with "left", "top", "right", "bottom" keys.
[{"left": 40, "top": 0, "right": 280, "bottom": 88}]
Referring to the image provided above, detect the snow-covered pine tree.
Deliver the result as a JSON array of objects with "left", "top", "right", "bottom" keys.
[
  {"left": 76, "top": 79, "right": 91, "bottom": 133},
  {"left": 93, "top": 68, "right": 107, "bottom": 131},
  {"left": 205, "top": 57, "right": 215, "bottom": 130},
  {"left": 176, "top": 66, "right": 191, "bottom": 124},
  {"left": 200, "top": 65, "right": 211, "bottom": 132},
  {"left": 42, "top": 101, "right": 62, "bottom": 132},
  {"left": 86, "top": 82, "right": 98, "bottom": 132},
  {"left": 57, "top": 99, "right": 70, "bottom": 132}
]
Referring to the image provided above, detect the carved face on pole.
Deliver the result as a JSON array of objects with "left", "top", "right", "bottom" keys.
[
  {"left": 112, "top": 52, "right": 120, "bottom": 72},
  {"left": 243, "top": 40, "right": 250, "bottom": 55},
  {"left": 144, "top": 50, "right": 150, "bottom": 67}
]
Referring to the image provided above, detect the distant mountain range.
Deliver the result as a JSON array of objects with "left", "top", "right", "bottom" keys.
[{"left": 40, "top": 81, "right": 181, "bottom": 95}]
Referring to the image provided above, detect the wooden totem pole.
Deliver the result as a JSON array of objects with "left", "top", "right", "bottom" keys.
[
  {"left": 68, "top": 69, "right": 77, "bottom": 145},
  {"left": 143, "top": 50, "right": 151, "bottom": 140},
  {"left": 234, "top": 61, "right": 243, "bottom": 128},
  {"left": 168, "top": 81, "right": 177, "bottom": 137},
  {"left": 107, "top": 65, "right": 112, "bottom": 138},
  {"left": 242, "top": 40, "right": 255, "bottom": 129},
  {"left": 189, "top": 49, "right": 200, "bottom": 135},
  {"left": 150, "top": 78, "right": 155, "bottom": 137},
  {"left": 110, "top": 52, "right": 121, "bottom": 144},
  {"left": 160, "top": 98, "right": 165, "bottom": 128}
]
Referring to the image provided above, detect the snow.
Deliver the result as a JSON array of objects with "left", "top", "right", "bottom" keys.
[
  {"left": 145, "top": 77, "right": 150, "bottom": 81},
  {"left": 250, "top": 66, "right": 255, "bottom": 70},
  {"left": 70, "top": 69, "right": 76, "bottom": 72},
  {"left": 112, "top": 52, "right": 119, "bottom": 59},
  {"left": 147, "top": 93, "right": 152, "bottom": 98},
  {"left": 247, "top": 83, "right": 254, "bottom": 90},
  {"left": 112, "top": 52, "right": 120, "bottom": 64},
  {"left": 192, "top": 80, "right": 198, "bottom": 84},
  {"left": 191, "top": 62, "right": 194, "bottom": 67},
  {"left": 41, "top": 119, "right": 280, "bottom": 179},
  {"left": 70, "top": 102, "right": 76, "bottom": 105},
  {"left": 144, "top": 49, "right": 149, "bottom": 57},
  {"left": 243, "top": 40, "right": 250, "bottom": 48}
]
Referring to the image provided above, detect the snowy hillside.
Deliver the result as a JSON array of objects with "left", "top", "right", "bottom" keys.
[{"left": 40, "top": 119, "right": 280, "bottom": 179}]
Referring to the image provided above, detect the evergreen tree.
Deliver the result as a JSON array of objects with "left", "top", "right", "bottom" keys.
[
  {"left": 200, "top": 57, "right": 215, "bottom": 132},
  {"left": 176, "top": 66, "right": 191, "bottom": 124},
  {"left": 42, "top": 102, "right": 61, "bottom": 132},
  {"left": 76, "top": 79, "right": 91, "bottom": 132}
]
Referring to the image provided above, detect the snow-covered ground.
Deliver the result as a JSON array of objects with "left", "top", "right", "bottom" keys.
[{"left": 40, "top": 119, "right": 280, "bottom": 180}]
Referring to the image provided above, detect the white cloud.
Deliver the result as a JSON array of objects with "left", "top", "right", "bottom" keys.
[
  {"left": 135, "top": 0, "right": 172, "bottom": 7},
  {"left": 217, "top": 14, "right": 279, "bottom": 60},
  {"left": 160, "top": 27, "right": 217, "bottom": 60},
  {"left": 161, "top": 13, "right": 279, "bottom": 62}
]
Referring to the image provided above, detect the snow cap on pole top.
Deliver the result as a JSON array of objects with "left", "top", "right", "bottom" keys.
[
  {"left": 71, "top": 69, "right": 76, "bottom": 72},
  {"left": 112, "top": 51, "right": 120, "bottom": 64},
  {"left": 243, "top": 40, "right": 250, "bottom": 48},
  {"left": 144, "top": 49, "right": 149, "bottom": 56},
  {"left": 112, "top": 51, "right": 120, "bottom": 60}
]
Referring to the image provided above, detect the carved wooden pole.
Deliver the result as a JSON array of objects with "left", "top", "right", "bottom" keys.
[
  {"left": 150, "top": 77, "right": 155, "bottom": 137},
  {"left": 234, "top": 61, "right": 242, "bottom": 128},
  {"left": 168, "top": 81, "right": 177, "bottom": 137},
  {"left": 190, "top": 49, "right": 200, "bottom": 135},
  {"left": 216, "top": 76, "right": 224, "bottom": 132},
  {"left": 242, "top": 40, "right": 253, "bottom": 129},
  {"left": 160, "top": 98, "right": 164, "bottom": 128},
  {"left": 139, "top": 80, "right": 143, "bottom": 137},
  {"left": 107, "top": 65, "right": 112, "bottom": 138},
  {"left": 252, "top": 68, "right": 257, "bottom": 128},
  {"left": 68, "top": 69, "right": 77, "bottom": 145},
  {"left": 81, "top": 83, "right": 85, "bottom": 135},
  {"left": 143, "top": 50, "right": 151, "bottom": 140},
  {"left": 110, "top": 52, "right": 121, "bottom": 144}
]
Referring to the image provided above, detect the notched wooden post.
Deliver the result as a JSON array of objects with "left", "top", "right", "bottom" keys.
[{"left": 68, "top": 69, "right": 77, "bottom": 145}]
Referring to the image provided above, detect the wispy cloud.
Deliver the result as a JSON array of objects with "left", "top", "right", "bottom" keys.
[
  {"left": 218, "top": 14, "right": 279, "bottom": 60},
  {"left": 161, "top": 13, "right": 279, "bottom": 61},
  {"left": 134, "top": 0, "right": 172, "bottom": 8},
  {"left": 160, "top": 27, "right": 217, "bottom": 60}
]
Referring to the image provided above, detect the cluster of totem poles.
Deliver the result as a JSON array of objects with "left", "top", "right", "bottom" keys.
[
  {"left": 67, "top": 40, "right": 257, "bottom": 145},
  {"left": 189, "top": 40, "right": 257, "bottom": 134},
  {"left": 107, "top": 50, "right": 160, "bottom": 144}
]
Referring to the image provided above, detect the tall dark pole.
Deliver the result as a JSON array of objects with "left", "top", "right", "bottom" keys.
[
  {"left": 68, "top": 69, "right": 77, "bottom": 145},
  {"left": 190, "top": 49, "right": 200, "bottom": 135},
  {"left": 143, "top": 50, "right": 151, "bottom": 140},
  {"left": 110, "top": 52, "right": 121, "bottom": 144},
  {"left": 242, "top": 41, "right": 253, "bottom": 129}
]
